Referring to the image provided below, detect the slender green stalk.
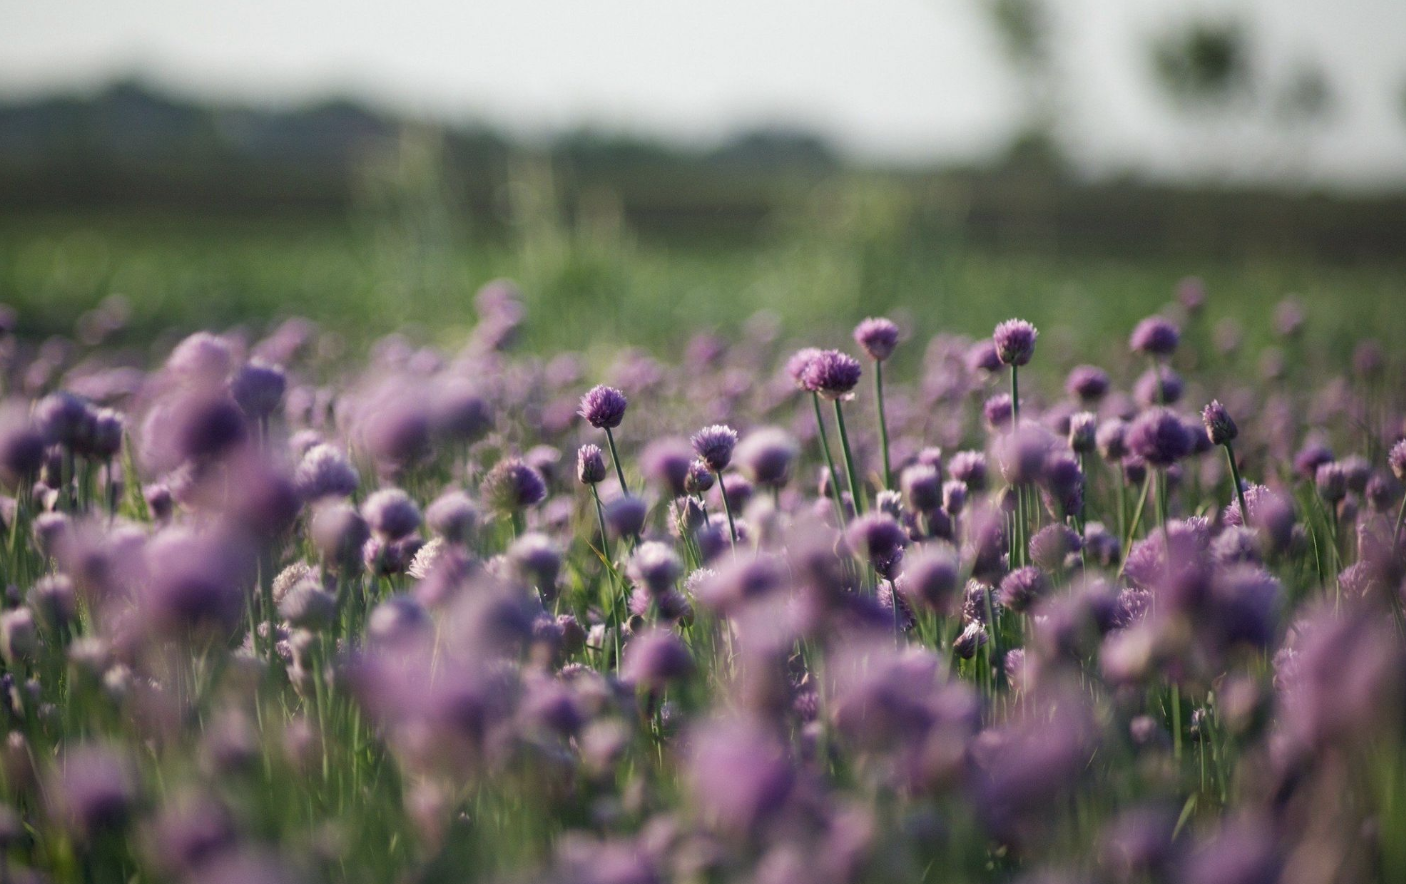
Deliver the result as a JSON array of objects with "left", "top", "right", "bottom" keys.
[
  {"left": 874, "top": 360, "right": 893, "bottom": 490},
  {"left": 604, "top": 427, "right": 629, "bottom": 495},
  {"left": 1394, "top": 494, "right": 1406, "bottom": 548},
  {"left": 1010, "top": 364, "right": 1020, "bottom": 428},
  {"left": 715, "top": 471, "right": 737, "bottom": 548},
  {"left": 590, "top": 485, "right": 613, "bottom": 568},
  {"left": 1224, "top": 442, "right": 1250, "bottom": 528},
  {"left": 832, "top": 399, "right": 864, "bottom": 515},
  {"left": 811, "top": 392, "right": 848, "bottom": 525},
  {"left": 982, "top": 584, "right": 1004, "bottom": 689},
  {"left": 1171, "top": 684, "right": 1183, "bottom": 760},
  {"left": 1120, "top": 472, "right": 1154, "bottom": 571}
]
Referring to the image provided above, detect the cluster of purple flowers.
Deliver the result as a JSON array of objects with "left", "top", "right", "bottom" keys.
[{"left": 0, "top": 281, "right": 1398, "bottom": 884}]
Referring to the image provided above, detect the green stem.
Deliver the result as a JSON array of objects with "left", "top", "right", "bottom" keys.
[
  {"left": 716, "top": 471, "right": 738, "bottom": 548},
  {"left": 1120, "top": 472, "right": 1153, "bottom": 571},
  {"left": 982, "top": 585, "right": 1005, "bottom": 689},
  {"left": 1171, "top": 684, "right": 1183, "bottom": 760},
  {"left": 832, "top": 399, "right": 864, "bottom": 515},
  {"left": 1225, "top": 442, "right": 1250, "bottom": 528},
  {"left": 590, "top": 485, "right": 613, "bottom": 567},
  {"left": 874, "top": 360, "right": 893, "bottom": 491},
  {"left": 1394, "top": 494, "right": 1406, "bottom": 549},
  {"left": 604, "top": 427, "right": 629, "bottom": 496},
  {"left": 1010, "top": 364, "right": 1020, "bottom": 428},
  {"left": 812, "top": 393, "right": 847, "bottom": 524}
]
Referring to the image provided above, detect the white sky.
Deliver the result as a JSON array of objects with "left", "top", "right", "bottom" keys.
[{"left": 4, "top": 0, "right": 1406, "bottom": 187}]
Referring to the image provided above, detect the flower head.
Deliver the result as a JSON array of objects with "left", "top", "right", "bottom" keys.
[
  {"left": 482, "top": 457, "right": 547, "bottom": 512},
  {"left": 361, "top": 488, "right": 422, "bottom": 540},
  {"left": 1066, "top": 365, "right": 1111, "bottom": 402},
  {"left": 992, "top": 319, "right": 1038, "bottom": 367},
  {"left": 853, "top": 317, "right": 900, "bottom": 361},
  {"left": 734, "top": 427, "right": 798, "bottom": 488},
  {"left": 1126, "top": 408, "right": 1191, "bottom": 467},
  {"left": 1129, "top": 316, "right": 1180, "bottom": 357},
  {"left": 801, "top": 349, "right": 863, "bottom": 400},
  {"left": 691, "top": 424, "right": 738, "bottom": 472},
  {"left": 576, "top": 443, "right": 607, "bottom": 485},
  {"left": 1202, "top": 400, "right": 1239, "bottom": 446},
  {"left": 1390, "top": 440, "right": 1406, "bottom": 482},
  {"left": 578, "top": 385, "right": 628, "bottom": 430}
]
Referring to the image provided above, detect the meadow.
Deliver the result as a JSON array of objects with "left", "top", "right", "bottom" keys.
[{"left": 0, "top": 200, "right": 1401, "bottom": 884}]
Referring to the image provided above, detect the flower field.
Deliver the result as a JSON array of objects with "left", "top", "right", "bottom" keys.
[{"left": 0, "top": 266, "right": 1402, "bottom": 884}]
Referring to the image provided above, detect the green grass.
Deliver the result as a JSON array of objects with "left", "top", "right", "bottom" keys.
[{"left": 2, "top": 209, "right": 1402, "bottom": 374}]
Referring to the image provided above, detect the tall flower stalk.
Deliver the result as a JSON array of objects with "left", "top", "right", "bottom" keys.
[
  {"left": 993, "top": 319, "right": 1038, "bottom": 568},
  {"left": 692, "top": 425, "right": 739, "bottom": 546},
  {"left": 580, "top": 384, "right": 630, "bottom": 494},
  {"left": 854, "top": 317, "right": 900, "bottom": 491}
]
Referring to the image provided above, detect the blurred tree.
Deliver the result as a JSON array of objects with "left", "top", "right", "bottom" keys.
[
  {"left": 1150, "top": 19, "right": 1252, "bottom": 110},
  {"left": 979, "top": 0, "right": 1065, "bottom": 172}
]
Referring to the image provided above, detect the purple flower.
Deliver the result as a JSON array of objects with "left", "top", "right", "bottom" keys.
[
  {"left": 734, "top": 427, "right": 798, "bottom": 488},
  {"left": 1202, "top": 400, "right": 1238, "bottom": 445},
  {"left": 996, "top": 426, "right": 1052, "bottom": 486},
  {"left": 1066, "top": 365, "right": 1111, "bottom": 402},
  {"left": 998, "top": 566, "right": 1048, "bottom": 612},
  {"left": 1314, "top": 462, "right": 1349, "bottom": 503},
  {"left": 1293, "top": 442, "right": 1333, "bottom": 480},
  {"left": 294, "top": 443, "right": 359, "bottom": 501},
  {"left": 482, "top": 457, "right": 547, "bottom": 512},
  {"left": 360, "top": 398, "right": 432, "bottom": 471},
  {"left": 604, "top": 494, "right": 649, "bottom": 538},
  {"left": 983, "top": 393, "right": 1014, "bottom": 431},
  {"left": 576, "top": 443, "right": 607, "bottom": 485},
  {"left": 622, "top": 628, "right": 693, "bottom": 690},
  {"left": 943, "top": 480, "right": 968, "bottom": 515},
  {"left": 896, "top": 545, "right": 960, "bottom": 614},
  {"left": 52, "top": 744, "right": 139, "bottom": 842},
  {"left": 0, "top": 402, "right": 44, "bottom": 489},
  {"left": 640, "top": 437, "right": 694, "bottom": 495},
  {"left": 146, "top": 792, "right": 237, "bottom": 877},
  {"left": 786, "top": 347, "right": 823, "bottom": 389},
  {"left": 1068, "top": 411, "right": 1097, "bottom": 453},
  {"left": 845, "top": 512, "right": 908, "bottom": 577},
  {"left": 1179, "top": 816, "right": 1281, "bottom": 884},
  {"left": 1029, "top": 523, "right": 1081, "bottom": 571},
  {"left": 683, "top": 459, "right": 715, "bottom": 495},
  {"left": 963, "top": 340, "right": 1003, "bottom": 375},
  {"left": 948, "top": 450, "right": 988, "bottom": 491},
  {"left": 992, "top": 319, "right": 1038, "bottom": 366},
  {"left": 578, "top": 384, "right": 628, "bottom": 430},
  {"left": 901, "top": 463, "right": 943, "bottom": 513},
  {"left": 1129, "top": 316, "right": 1180, "bottom": 357},
  {"left": 691, "top": 424, "right": 738, "bottom": 472},
  {"left": 166, "top": 332, "right": 235, "bottom": 384},
  {"left": 228, "top": 361, "right": 286, "bottom": 419},
  {"left": 1096, "top": 418, "right": 1128, "bottom": 461},
  {"left": 687, "top": 716, "right": 795, "bottom": 837},
  {"left": 853, "top": 317, "right": 900, "bottom": 361},
  {"left": 801, "top": 349, "right": 863, "bottom": 400},
  {"left": 1126, "top": 408, "right": 1191, "bottom": 466},
  {"left": 278, "top": 582, "right": 337, "bottom": 631},
  {"left": 310, "top": 502, "right": 371, "bottom": 570},
  {"left": 430, "top": 381, "right": 493, "bottom": 442},
  {"left": 628, "top": 541, "right": 683, "bottom": 594},
  {"left": 507, "top": 532, "right": 563, "bottom": 590},
  {"left": 1134, "top": 367, "right": 1183, "bottom": 406},
  {"left": 35, "top": 391, "right": 92, "bottom": 449},
  {"left": 361, "top": 488, "right": 422, "bottom": 540},
  {"left": 1389, "top": 439, "right": 1406, "bottom": 482}
]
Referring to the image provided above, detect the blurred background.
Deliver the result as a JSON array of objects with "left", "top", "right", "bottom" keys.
[{"left": 3, "top": 0, "right": 1405, "bottom": 356}]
